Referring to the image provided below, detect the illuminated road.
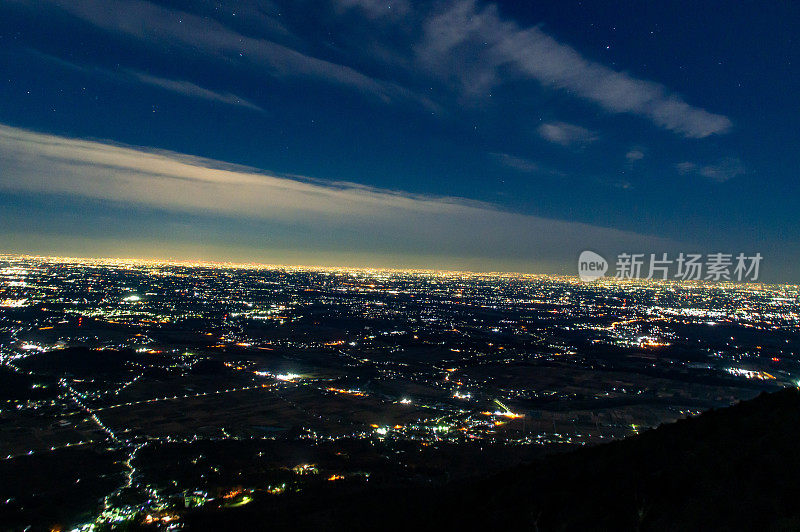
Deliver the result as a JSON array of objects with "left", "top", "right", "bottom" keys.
[{"left": 96, "top": 383, "right": 275, "bottom": 411}]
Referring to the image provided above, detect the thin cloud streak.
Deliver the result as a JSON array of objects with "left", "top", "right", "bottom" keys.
[
  {"left": 333, "top": 0, "right": 412, "bottom": 19},
  {"left": 129, "top": 72, "right": 266, "bottom": 112},
  {"left": 626, "top": 149, "right": 645, "bottom": 162},
  {"left": 26, "top": 49, "right": 265, "bottom": 113},
  {"left": 677, "top": 157, "right": 746, "bottom": 182},
  {"left": 537, "top": 122, "right": 597, "bottom": 146},
  {"left": 490, "top": 152, "right": 540, "bottom": 173}
]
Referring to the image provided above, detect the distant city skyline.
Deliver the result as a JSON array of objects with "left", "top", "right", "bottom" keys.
[{"left": 1, "top": 1, "right": 798, "bottom": 281}]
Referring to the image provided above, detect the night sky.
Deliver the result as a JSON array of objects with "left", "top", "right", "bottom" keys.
[{"left": 0, "top": 1, "right": 797, "bottom": 281}]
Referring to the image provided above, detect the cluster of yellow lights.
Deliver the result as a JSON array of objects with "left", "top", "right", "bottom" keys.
[
  {"left": 1, "top": 253, "right": 794, "bottom": 287},
  {"left": 0, "top": 298, "right": 28, "bottom": 308},
  {"left": 143, "top": 514, "right": 179, "bottom": 524},
  {"left": 639, "top": 338, "right": 671, "bottom": 348},
  {"left": 481, "top": 410, "right": 524, "bottom": 419},
  {"left": 327, "top": 387, "right": 366, "bottom": 397}
]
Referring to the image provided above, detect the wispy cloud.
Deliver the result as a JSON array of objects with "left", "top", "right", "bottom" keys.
[
  {"left": 490, "top": 152, "right": 539, "bottom": 173},
  {"left": 677, "top": 157, "right": 746, "bottom": 182},
  {"left": 18, "top": 0, "right": 731, "bottom": 138},
  {"left": 333, "top": 0, "right": 411, "bottom": 19},
  {"left": 21, "top": 0, "right": 435, "bottom": 110},
  {"left": 129, "top": 72, "right": 265, "bottom": 112},
  {"left": 0, "top": 124, "right": 678, "bottom": 271},
  {"left": 625, "top": 149, "right": 645, "bottom": 162},
  {"left": 537, "top": 122, "right": 597, "bottom": 147},
  {"left": 27, "top": 49, "right": 265, "bottom": 112},
  {"left": 417, "top": 0, "right": 732, "bottom": 138}
]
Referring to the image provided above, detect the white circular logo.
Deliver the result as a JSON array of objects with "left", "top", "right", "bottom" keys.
[{"left": 578, "top": 250, "right": 608, "bottom": 281}]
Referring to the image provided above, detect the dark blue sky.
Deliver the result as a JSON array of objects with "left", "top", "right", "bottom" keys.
[{"left": 0, "top": 0, "right": 798, "bottom": 280}]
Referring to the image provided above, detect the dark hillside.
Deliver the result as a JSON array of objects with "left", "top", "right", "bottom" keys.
[{"left": 184, "top": 387, "right": 800, "bottom": 531}]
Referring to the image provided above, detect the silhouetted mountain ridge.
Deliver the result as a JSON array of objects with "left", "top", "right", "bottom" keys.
[{"left": 185, "top": 387, "right": 800, "bottom": 531}]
